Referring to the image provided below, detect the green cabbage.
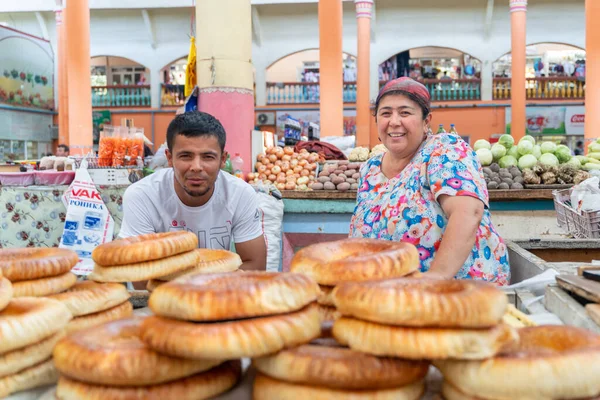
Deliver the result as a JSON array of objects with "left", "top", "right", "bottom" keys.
[
  {"left": 538, "top": 153, "right": 559, "bottom": 167},
  {"left": 498, "top": 134, "right": 515, "bottom": 149},
  {"left": 491, "top": 143, "right": 507, "bottom": 160},
  {"left": 575, "top": 155, "right": 589, "bottom": 165},
  {"left": 532, "top": 145, "right": 542, "bottom": 159},
  {"left": 498, "top": 155, "right": 518, "bottom": 169},
  {"left": 518, "top": 154, "right": 538, "bottom": 170},
  {"left": 473, "top": 140, "right": 491, "bottom": 151},
  {"left": 540, "top": 141, "right": 557, "bottom": 154},
  {"left": 520, "top": 135, "right": 536, "bottom": 145},
  {"left": 517, "top": 140, "right": 534, "bottom": 156},
  {"left": 554, "top": 145, "right": 572, "bottom": 163},
  {"left": 476, "top": 148, "right": 493, "bottom": 166},
  {"left": 588, "top": 142, "right": 600, "bottom": 153},
  {"left": 566, "top": 157, "right": 582, "bottom": 169},
  {"left": 507, "top": 146, "right": 520, "bottom": 159}
]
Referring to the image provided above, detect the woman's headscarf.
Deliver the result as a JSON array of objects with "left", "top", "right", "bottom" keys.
[{"left": 376, "top": 77, "right": 431, "bottom": 117}]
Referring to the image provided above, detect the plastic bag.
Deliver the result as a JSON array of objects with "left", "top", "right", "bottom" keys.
[
  {"left": 148, "top": 143, "right": 169, "bottom": 170},
  {"left": 59, "top": 158, "right": 115, "bottom": 276},
  {"left": 571, "top": 176, "right": 600, "bottom": 212},
  {"left": 253, "top": 182, "right": 284, "bottom": 272}
]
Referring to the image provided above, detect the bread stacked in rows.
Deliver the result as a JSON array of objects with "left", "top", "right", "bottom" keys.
[
  {"left": 53, "top": 317, "right": 241, "bottom": 400},
  {"left": 0, "top": 248, "right": 78, "bottom": 297},
  {"left": 0, "top": 266, "right": 72, "bottom": 397},
  {"left": 290, "top": 238, "right": 421, "bottom": 328}
]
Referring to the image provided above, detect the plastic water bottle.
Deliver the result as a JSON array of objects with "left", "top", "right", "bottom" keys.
[
  {"left": 449, "top": 124, "right": 458, "bottom": 135},
  {"left": 231, "top": 153, "right": 244, "bottom": 179},
  {"left": 436, "top": 124, "right": 446, "bottom": 134}
]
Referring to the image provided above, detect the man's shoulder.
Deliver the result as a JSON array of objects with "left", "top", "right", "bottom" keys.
[
  {"left": 124, "top": 168, "right": 171, "bottom": 201},
  {"left": 219, "top": 171, "right": 257, "bottom": 198}
]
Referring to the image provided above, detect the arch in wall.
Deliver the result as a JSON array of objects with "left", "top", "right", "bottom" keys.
[
  {"left": 266, "top": 48, "right": 357, "bottom": 83},
  {"left": 378, "top": 46, "right": 483, "bottom": 80},
  {"left": 492, "top": 42, "right": 586, "bottom": 77},
  {"left": 90, "top": 55, "right": 150, "bottom": 86},
  {"left": 491, "top": 42, "right": 585, "bottom": 63}
]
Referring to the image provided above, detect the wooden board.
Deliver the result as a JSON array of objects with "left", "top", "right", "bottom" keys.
[
  {"left": 577, "top": 265, "right": 600, "bottom": 275},
  {"left": 586, "top": 304, "right": 600, "bottom": 327},
  {"left": 525, "top": 184, "right": 573, "bottom": 190},
  {"left": 281, "top": 189, "right": 555, "bottom": 201},
  {"left": 556, "top": 274, "right": 600, "bottom": 303}
]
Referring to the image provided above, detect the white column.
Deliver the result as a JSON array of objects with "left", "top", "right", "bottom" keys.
[
  {"left": 150, "top": 65, "right": 162, "bottom": 108},
  {"left": 369, "top": 55, "right": 379, "bottom": 103},
  {"left": 254, "top": 62, "right": 267, "bottom": 106},
  {"left": 481, "top": 60, "right": 493, "bottom": 101}
]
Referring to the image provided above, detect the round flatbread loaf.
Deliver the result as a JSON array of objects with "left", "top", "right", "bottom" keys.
[
  {"left": 141, "top": 303, "right": 321, "bottom": 360},
  {"left": 0, "top": 358, "right": 58, "bottom": 398},
  {"left": 0, "top": 248, "right": 78, "bottom": 281},
  {"left": 149, "top": 271, "right": 319, "bottom": 321},
  {"left": 55, "top": 361, "right": 241, "bottom": 400},
  {"left": 54, "top": 318, "right": 222, "bottom": 386},
  {"left": 12, "top": 272, "right": 77, "bottom": 297},
  {"left": 65, "top": 300, "right": 133, "bottom": 334},
  {"left": 92, "top": 231, "right": 198, "bottom": 266},
  {"left": 49, "top": 281, "right": 130, "bottom": 317},
  {"left": 157, "top": 249, "right": 242, "bottom": 281},
  {"left": 0, "top": 297, "right": 71, "bottom": 354},
  {"left": 0, "top": 331, "right": 64, "bottom": 379},
  {"left": 0, "top": 277, "right": 12, "bottom": 312}
]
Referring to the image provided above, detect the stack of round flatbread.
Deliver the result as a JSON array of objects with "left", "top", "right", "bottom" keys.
[
  {"left": 0, "top": 248, "right": 78, "bottom": 297},
  {"left": 290, "top": 238, "right": 421, "bottom": 330},
  {"left": 140, "top": 271, "right": 322, "bottom": 361},
  {"left": 53, "top": 317, "right": 241, "bottom": 400},
  {"left": 146, "top": 248, "right": 242, "bottom": 292},
  {"left": 330, "top": 277, "right": 517, "bottom": 361},
  {"left": 253, "top": 341, "right": 429, "bottom": 399},
  {"left": 48, "top": 281, "right": 132, "bottom": 334},
  {"left": 88, "top": 231, "right": 201, "bottom": 283},
  {"left": 0, "top": 295, "right": 72, "bottom": 397}
]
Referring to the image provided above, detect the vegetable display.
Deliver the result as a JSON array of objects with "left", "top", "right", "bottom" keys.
[{"left": 311, "top": 161, "right": 362, "bottom": 191}]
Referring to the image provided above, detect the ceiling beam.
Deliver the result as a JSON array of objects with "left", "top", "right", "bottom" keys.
[
  {"left": 141, "top": 9, "right": 156, "bottom": 49},
  {"left": 35, "top": 11, "right": 49, "bottom": 40},
  {"left": 252, "top": 6, "right": 262, "bottom": 46},
  {"left": 484, "top": 0, "right": 494, "bottom": 39}
]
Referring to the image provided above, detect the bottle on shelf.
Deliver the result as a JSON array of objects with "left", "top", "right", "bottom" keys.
[
  {"left": 448, "top": 124, "right": 458, "bottom": 135},
  {"left": 231, "top": 153, "right": 244, "bottom": 179},
  {"left": 436, "top": 124, "right": 446, "bottom": 134}
]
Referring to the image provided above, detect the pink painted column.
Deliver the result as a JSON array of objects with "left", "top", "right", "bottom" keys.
[
  {"left": 196, "top": 0, "right": 254, "bottom": 172},
  {"left": 510, "top": 0, "right": 527, "bottom": 142},
  {"left": 54, "top": 1, "right": 68, "bottom": 146},
  {"left": 585, "top": 0, "right": 600, "bottom": 148},
  {"left": 355, "top": 0, "right": 373, "bottom": 147}
]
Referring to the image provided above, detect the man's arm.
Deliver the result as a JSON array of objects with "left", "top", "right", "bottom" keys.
[{"left": 235, "top": 235, "right": 267, "bottom": 271}]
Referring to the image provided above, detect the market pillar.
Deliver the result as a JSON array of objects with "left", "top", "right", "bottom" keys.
[
  {"left": 585, "top": 0, "right": 600, "bottom": 147},
  {"left": 480, "top": 60, "right": 493, "bottom": 101},
  {"left": 509, "top": 0, "right": 527, "bottom": 142},
  {"left": 54, "top": 1, "right": 68, "bottom": 145},
  {"left": 64, "top": 0, "right": 93, "bottom": 155},
  {"left": 355, "top": 0, "right": 373, "bottom": 147},
  {"left": 195, "top": 0, "right": 254, "bottom": 171},
  {"left": 319, "top": 0, "right": 344, "bottom": 137}
]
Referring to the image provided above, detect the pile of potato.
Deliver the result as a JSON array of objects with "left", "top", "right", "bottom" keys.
[{"left": 311, "top": 161, "right": 362, "bottom": 191}]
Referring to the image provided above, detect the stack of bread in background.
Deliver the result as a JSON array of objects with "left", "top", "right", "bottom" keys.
[
  {"left": 0, "top": 261, "right": 72, "bottom": 397},
  {"left": 290, "top": 238, "right": 421, "bottom": 329},
  {"left": 1, "top": 248, "right": 78, "bottom": 298},
  {"left": 53, "top": 318, "right": 241, "bottom": 400}
]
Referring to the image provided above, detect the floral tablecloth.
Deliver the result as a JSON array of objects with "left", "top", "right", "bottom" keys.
[{"left": 0, "top": 185, "right": 126, "bottom": 249}]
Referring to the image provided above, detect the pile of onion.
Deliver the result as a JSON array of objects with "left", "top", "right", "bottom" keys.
[{"left": 246, "top": 146, "right": 322, "bottom": 191}]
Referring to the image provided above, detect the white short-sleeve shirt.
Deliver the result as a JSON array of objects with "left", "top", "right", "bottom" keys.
[{"left": 119, "top": 168, "right": 263, "bottom": 249}]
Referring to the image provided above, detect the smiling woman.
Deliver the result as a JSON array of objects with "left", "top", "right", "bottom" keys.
[{"left": 349, "top": 77, "right": 510, "bottom": 286}]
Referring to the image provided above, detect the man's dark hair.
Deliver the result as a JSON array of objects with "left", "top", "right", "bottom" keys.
[
  {"left": 166, "top": 111, "right": 226, "bottom": 153},
  {"left": 57, "top": 144, "right": 69, "bottom": 153}
]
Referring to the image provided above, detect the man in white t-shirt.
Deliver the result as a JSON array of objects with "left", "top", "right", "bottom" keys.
[{"left": 119, "top": 111, "right": 267, "bottom": 271}]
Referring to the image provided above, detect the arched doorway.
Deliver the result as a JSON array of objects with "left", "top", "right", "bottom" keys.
[
  {"left": 266, "top": 49, "right": 357, "bottom": 104},
  {"left": 160, "top": 56, "right": 188, "bottom": 106},
  {"left": 90, "top": 56, "right": 150, "bottom": 107},
  {"left": 378, "top": 47, "right": 482, "bottom": 101}
]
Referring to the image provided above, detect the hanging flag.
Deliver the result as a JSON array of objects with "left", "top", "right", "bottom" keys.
[{"left": 184, "top": 35, "right": 197, "bottom": 97}]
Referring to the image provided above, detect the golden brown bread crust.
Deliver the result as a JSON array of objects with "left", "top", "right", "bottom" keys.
[
  {"left": 435, "top": 326, "right": 600, "bottom": 399},
  {"left": 253, "top": 344, "right": 429, "bottom": 390},
  {"left": 148, "top": 271, "right": 320, "bottom": 321},
  {"left": 290, "top": 238, "right": 420, "bottom": 285},
  {"left": 332, "top": 278, "right": 508, "bottom": 328},
  {"left": 48, "top": 281, "right": 130, "bottom": 317},
  {"left": 0, "top": 297, "right": 72, "bottom": 354},
  {"left": 0, "top": 277, "right": 12, "bottom": 312},
  {"left": 65, "top": 300, "right": 133, "bottom": 334},
  {"left": 54, "top": 318, "right": 222, "bottom": 386},
  {"left": 333, "top": 317, "right": 518, "bottom": 360},
  {"left": 141, "top": 303, "right": 321, "bottom": 360},
  {"left": 55, "top": 361, "right": 242, "bottom": 400},
  {"left": 157, "top": 249, "right": 242, "bottom": 281},
  {"left": 91, "top": 231, "right": 198, "bottom": 266},
  {"left": 317, "top": 304, "right": 340, "bottom": 324},
  {"left": 88, "top": 250, "right": 200, "bottom": 283},
  {"left": 12, "top": 272, "right": 77, "bottom": 297},
  {"left": 0, "top": 248, "right": 78, "bottom": 281},
  {"left": 317, "top": 285, "right": 335, "bottom": 306},
  {"left": 146, "top": 279, "right": 163, "bottom": 292},
  {"left": 0, "top": 330, "right": 64, "bottom": 379},
  {"left": 0, "top": 358, "right": 59, "bottom": 398},
  {"left": 252, "top": 372, "right": 425, "bottom": 400}
]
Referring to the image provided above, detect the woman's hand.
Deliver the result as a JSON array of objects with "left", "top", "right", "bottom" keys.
[{"left": 428, "top": 194, "right": 484, "bottom": 279}]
